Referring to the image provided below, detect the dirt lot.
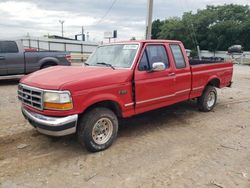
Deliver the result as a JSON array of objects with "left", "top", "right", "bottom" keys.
[{"left": 0, "top": 65, "right": 250, "bottom": 188}]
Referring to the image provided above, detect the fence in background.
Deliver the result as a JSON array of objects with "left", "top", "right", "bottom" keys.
[
  {"left": 70, "top": 53, "right": 90, "bottom": 63},
  {"left": 18, "top": 37, "right": 250, "bottom": 65},
  {"left": 19, "top": 37, "right": 98, "bottom": 62},
  {"left": 200, "top": 50, "right": 250, "bottom": 64}
]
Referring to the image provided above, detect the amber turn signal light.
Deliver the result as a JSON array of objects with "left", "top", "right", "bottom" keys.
[{"left": 44, "top": 102, "right": 73, "bottom": 110}]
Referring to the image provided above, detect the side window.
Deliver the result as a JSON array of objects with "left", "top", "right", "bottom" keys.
[
  {"left": 138, "top": 52, "right": 149, "bottom": 71},
  {"left": 0, "top": 41, "right": 19, "bottom": 53},
  {"left": 138, "top": 45, "right": 169, "bottom": 71},
  {"left": 170, "top": 44, "right": 186, "bottom": 69}
]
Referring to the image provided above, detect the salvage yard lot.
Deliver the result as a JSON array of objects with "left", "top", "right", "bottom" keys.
[{"left": 0, "top": 65, "right": 250, "bottom": 188}]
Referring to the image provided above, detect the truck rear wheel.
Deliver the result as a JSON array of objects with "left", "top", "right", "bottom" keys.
[
  {"left": 77, "top": 107, "right": 118, "bottom": 152},
  {"left": 41, "top": 63, "right": 57, "bottom": 69},
  {"left": 198, "top": 86, "right": 217, "bottom": 112}
]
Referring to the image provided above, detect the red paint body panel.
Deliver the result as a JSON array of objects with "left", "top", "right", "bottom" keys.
[
  {"left": 190, "top": 62, "right": 233, "bottom": 99},
  {"left": 20, "top": 40, "right": 233, "bottom": 118}
]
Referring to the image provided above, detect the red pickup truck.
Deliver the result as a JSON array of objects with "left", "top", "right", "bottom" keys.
[{"left": 18, "top": 40, "right": 233, "bottom": 152}]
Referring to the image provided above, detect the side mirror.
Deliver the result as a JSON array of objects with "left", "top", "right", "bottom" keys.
[{"left": 151, "top": 62, "right": 166, "bottom": 72}]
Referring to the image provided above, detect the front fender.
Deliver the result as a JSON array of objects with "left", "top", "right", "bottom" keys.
[{"left": 74, "top": 93, "right": 125, "bottom": 114}]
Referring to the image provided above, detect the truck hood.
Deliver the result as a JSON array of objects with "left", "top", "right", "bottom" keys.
[{"left": 20, "top": 66, "right": 133, "bottom": 91}]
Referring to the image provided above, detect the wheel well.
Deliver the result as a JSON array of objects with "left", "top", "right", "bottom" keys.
[
  {"left": 41, "top": 61, "right": 57, "bottom": 69},
  {"left": 82, "top": 100, "right": 122, "bottom": 118},
  {"left": 207, "top": 78, "right": 220, "bottom": 88}
]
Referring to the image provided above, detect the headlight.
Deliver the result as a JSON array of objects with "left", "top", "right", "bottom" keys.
[{"left": 43, "top": 91, "right": 73, "bottom": 110}]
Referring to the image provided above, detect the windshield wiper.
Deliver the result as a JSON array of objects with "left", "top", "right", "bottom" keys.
[
  {"left": 83, "top": 62, "right": 89, "bottom": 66},
  {"left": 96, "top": 62, "right": 115, "bottom": 70}
]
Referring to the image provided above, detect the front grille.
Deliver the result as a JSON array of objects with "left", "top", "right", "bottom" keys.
[{"left": 18, "top": 84, "right": 43, "bottom": 110}]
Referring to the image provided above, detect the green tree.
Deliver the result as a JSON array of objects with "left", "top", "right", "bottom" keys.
[
  {"left": 130, "top": 37, "right": 136, "bottom": 40},
  {"left": 153, "top": 4, "right": 250, "bottom": 52},
  {"left": 152, "top": 19, "right": 163, "bottom": 39}
]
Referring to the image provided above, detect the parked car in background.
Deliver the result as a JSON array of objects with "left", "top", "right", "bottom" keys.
[
  {"left": 18, "top": 40, "right": 233, "bottom": 152},
  {"left": 228, "top": 45, "right": 243, "bottom": 54},
  {"left": 0, "top": 40, "right": 71, "bottom": 76}
]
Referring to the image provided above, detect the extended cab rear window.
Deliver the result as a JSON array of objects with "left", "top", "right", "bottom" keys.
[
  {"left": 139, "top": 45, "right": 169, "bottom": 71},
  {"left": 170, "top": 44, "right": 186, "bottom": 69},
  {"left": 0, "top": 41, "right": 18, "bottom": 53}
]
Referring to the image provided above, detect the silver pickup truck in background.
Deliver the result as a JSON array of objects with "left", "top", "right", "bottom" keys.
[{"left": 0, "top": 40, "right": 71, "bottom": 76}]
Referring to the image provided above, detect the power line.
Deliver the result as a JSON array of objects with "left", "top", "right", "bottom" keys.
[
  {"left": 96, "top": 0, "right": 118, "bottom": 24},
  {"left": 178, "top": 0, "right": 201, "bottom": 57},
  {"left": 177, "top": 0, "right": 197, "bottom": 48}
]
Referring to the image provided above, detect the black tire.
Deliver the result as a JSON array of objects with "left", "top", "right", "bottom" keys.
[
  {"left": 41, "top": 64, "right": 56, "bottom": 69},
  {"left": 198, "top": 86, "right": 217, "bottom": 112},
  {"left": 77, "top": 107, "right": 118, "bottom": 152}
]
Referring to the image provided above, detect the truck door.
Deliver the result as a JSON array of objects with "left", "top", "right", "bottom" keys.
[
  {"left": 0, "top": 57, "right": 7, "bottom": 76},
  {"left": 0, "top": 41, "right": 25, "bottom": 75},
  {"left": 169, "top": 43, "right": 192, "bottom": 102},
  {"left": 0, "top": 42, "right": 7, "bottom": 76},
  {"left": 134, "top": 44, "right": 175, "bottom": 114}
]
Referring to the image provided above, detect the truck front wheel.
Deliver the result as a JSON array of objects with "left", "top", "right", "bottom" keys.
[
  {"left": 77, "top": 107, "right": 118, "bottom": 152},
  {"left": 198, "top": 86, "right": 217, "bottom": 112}
]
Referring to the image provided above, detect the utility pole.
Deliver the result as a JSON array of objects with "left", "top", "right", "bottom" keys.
[
  {"left": 86, "top": 32, "right": 89, "bottom": 41},
  {"left": 197, "top": 45, "right": 201, "bottom": 60},
  {"left": 59, "top": 20, "right": 65, "bottom": 37},
  {"left": 145, "top": 0, "right": 153, "bottom": 39},
  {"left": 82, "top": 26, "right": 84, "bottom": 41}
]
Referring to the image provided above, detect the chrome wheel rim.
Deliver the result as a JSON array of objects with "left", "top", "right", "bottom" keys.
[
  {"left": 207, "top": 92, "right": 216, "bottom": 108},
  {"left": 92, "top": 118, "right": 113, "bottom": 145}
]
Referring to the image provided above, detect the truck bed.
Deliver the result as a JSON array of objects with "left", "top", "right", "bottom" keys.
[
  {"left": 190, "top": 61, "right": 233, "bottom": 99},
  {"left": 189, "top": 59, "right": 225, "bottom": 66}
]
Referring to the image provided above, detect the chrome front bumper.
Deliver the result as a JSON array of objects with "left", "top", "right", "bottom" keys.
[{"left": 22, "top": 107, "right": 78, "bottom": 136}]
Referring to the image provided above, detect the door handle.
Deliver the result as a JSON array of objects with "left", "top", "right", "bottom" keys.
[
  {"left": 0, "top": 56, "right": 5, "bottom": 60},
  {"left": 168, "top": 72, "right": 176, "bottom": 77}
]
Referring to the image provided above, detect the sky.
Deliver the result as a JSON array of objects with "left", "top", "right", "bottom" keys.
[{"left": 0, "top": 0, "right": 249, "bottom": 42}]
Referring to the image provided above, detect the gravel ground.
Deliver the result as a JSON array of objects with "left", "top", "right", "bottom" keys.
[{"left": 0, "top": 65, "right": 250, "bottom": 188}]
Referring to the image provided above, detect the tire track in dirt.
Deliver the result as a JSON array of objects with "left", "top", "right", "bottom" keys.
[{"left": 0, "top": 99, "right": 248, "bottom": 182}]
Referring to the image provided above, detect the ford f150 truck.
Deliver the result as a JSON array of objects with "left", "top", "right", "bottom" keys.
[
  {"left": 0, "top": 40, "right": 71, "bottom": 76},
  {"left": 18, "top": 40, "right": 233, "bottom": 152}
]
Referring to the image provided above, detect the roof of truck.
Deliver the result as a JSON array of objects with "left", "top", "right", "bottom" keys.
[
  {"left": 116, "top": 39, "right": 182, "bottom": 44},
  {"left": 135, "top": 39, "right": 181, "bottom": 43},
  {"left": 101, "top": 40, "right": 182, "bottom": 46}
]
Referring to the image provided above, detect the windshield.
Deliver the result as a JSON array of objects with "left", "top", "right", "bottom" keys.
[{"left": 86, "top": 44, "right": 139, "bottom": 68}]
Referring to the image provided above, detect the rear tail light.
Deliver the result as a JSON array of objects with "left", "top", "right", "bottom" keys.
[
  {"left": 65, "top": 55, "right": 72, "bottom": 65},
  {"left": 24, "top": 48, "right": 38, "bottom": 52}
]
